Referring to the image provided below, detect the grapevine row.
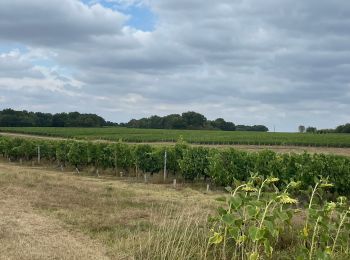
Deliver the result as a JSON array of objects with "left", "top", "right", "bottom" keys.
[{"left": 1, "top": 136, "right": 350, "bottom": 195}]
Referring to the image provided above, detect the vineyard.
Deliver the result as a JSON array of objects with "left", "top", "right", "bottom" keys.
[
  {"left": 1, "top": 135, "right": 350, "bottom": 196},
  {"left": 1, "top": 127, "right": 350, "bottom": 147},
  {"left": 1, "top": 134, "right": 350, "bottom": 259}
]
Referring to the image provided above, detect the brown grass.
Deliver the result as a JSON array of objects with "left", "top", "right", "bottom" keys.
[
  {"left": 2, "top": 161, "right": 344, "bottom": 259},
  {"left": 0, "top": 162, "right": 218, "bottom": 259}
]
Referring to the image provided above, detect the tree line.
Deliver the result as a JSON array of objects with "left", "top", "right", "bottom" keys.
[
  {"left": 122, "top": 111, "right": 269, "bottom": 132},
  {"left": 298, "top": 124, "right": 350, "bottom": 134},
  {"left": 0, "top": 109, "right": 269, "bottom": 132},
  {"left": 0, "top": 109, "right": 113, "bottom": 127}
]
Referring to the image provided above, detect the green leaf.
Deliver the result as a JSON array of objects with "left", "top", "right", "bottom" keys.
[
  {"left": 222, "top": 214, "right": 235, "bottom": 225},
  {"left": 228, "top": 227, "right": 240, "bottom": 240},
  {"left": 249, "top": 226, "right": 258, "bottom": 240},
  {"left": 249, "top": 226, "right": 265, "bottom": 242},
  {"left": 229, "top": 196, "right": 243, "bottom": 210},
  {"left": 278, "top": 211, "right": 290, "bottom": 222},
  {"left": 246, "top": 205, "right": 259, "bottom": 218},
  {"left": 264, "top": 220, "right": 276, "bottom": 237},
  {"left": 217, "top": 207, "right": 227, "bottom": 216},
  {"left": 264, "top": 239, "right": 273, "bottom": 256},
  {"left": 234, "top": 219, "right": 243, "bottom": 228},
  {"left": 315, "top": 249, "right": 331, "bottom": 260}
]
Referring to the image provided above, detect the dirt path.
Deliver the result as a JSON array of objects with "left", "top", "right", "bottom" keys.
[{"left": 1, "top": 132, "right": 350, "bottom": 157}]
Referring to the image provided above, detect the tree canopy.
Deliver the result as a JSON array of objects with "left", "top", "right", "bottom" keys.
[
  {"left": 123, "top": 111, "right": 269, "bottom": 132},
  {"left": 0, "top": 109, "right": 107, "bottom": 127}
]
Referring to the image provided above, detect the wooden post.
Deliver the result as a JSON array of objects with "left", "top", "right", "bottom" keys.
[
  {"left": 37, "top": 145, "right": 41, "bottom": 164},
  {"left": 114, "top": 150, "right": 117, "bottom": 175},
  {"left": 206, "top": 184, "right": 210, "bottom": 192},
  {"left": 144, "top": 173, "right": 147, "bottom": 183},
  {"left": 173, "top": 179, "right": 177, "bottom": 188},
  {"left": 163, "top": 150, "right": 167, "bottom": 182}
]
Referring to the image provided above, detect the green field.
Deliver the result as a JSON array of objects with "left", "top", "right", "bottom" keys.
[{"left": 1, "top": 127, "right": 350, "bottom": 147}]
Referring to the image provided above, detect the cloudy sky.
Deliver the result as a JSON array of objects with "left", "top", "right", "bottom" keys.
[{"left": 0, "top": 0, "right": 349, "bottom": 131}]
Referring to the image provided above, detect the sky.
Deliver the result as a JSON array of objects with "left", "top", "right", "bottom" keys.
[{"left": 0, "top": 0, "right": 350, "bottom": 132}]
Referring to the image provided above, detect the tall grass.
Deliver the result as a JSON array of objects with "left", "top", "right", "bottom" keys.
[{"left": 132, "top": 206, "right": 212, "bottom": 260}]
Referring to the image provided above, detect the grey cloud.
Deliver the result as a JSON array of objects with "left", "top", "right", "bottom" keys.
[
  {"left": 0, "top": 0, "right": 127, "bottom": 47},
  {"left": 0, "top": 0, "right": 350, "bottom": 131}
]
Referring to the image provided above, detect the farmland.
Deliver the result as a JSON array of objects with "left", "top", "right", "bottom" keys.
[
  {"left": 1, "top": 134, "right": 350, "bottom": 259},
  {"left": 1, "top": 127, "right": 350, "bottom": 147}
]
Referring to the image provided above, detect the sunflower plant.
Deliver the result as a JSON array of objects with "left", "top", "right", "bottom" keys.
[{"left": 209, "top": 174, "right": 296, "bottom": 259}]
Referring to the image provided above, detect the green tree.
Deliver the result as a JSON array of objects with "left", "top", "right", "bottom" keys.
[
  {"left": 306, "top": 126, "right": 317, "bottom": 133},
  {"left": 181, "top": 111, "right": 207, "bottom": 129}
]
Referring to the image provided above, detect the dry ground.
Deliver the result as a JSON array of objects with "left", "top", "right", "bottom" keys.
[
  {"left": 0, "top": 162, "right": 217, "bottom": 260},
  {"left": 2, "top": 132, "right": 350, "bottom": 157}
]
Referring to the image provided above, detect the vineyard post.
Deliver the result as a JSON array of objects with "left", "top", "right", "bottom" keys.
[
  {"left": 114, "top": 150, "right": 117, "bottom": 175},
  {"left": 37, "top": 145, "right": 41, "bottom": 164},
  {"left": 163, "top": 150, "right": 167, "bottom": 182}
]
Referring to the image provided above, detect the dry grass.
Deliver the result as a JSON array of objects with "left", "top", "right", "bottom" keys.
[
  {"left": 1, "top": 161, "right": 335, "bottom": 260},
  {"left": 0, "top": 162, "right": 218, "bottom": 259},
  {"left": 0, "top": 197, "right": 109, "bottom": 260}
]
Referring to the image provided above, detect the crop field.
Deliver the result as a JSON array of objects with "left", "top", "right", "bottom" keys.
[
  {"left": 1, "top": 134, "right": 350, "bottom": 259},
  {"left": 1, "top": 127, "right": 350, "bottom": 147}
]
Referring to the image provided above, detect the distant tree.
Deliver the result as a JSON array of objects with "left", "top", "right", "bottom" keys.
[
  {"left": 52, "top": 113, "right": 67, "bottom": 127},
  {"left": 335, "top": 123, "right": 350, "bottom": 133},
  {"left": 149, "top": 115, "right": 163, "bottom": 129},
  {"left": 211, "top": 118, "right": 236, "bottom": 131},
  {"left": 163, "top": 114, "right": 186, "bottom": 129},
  {"left": 317, "top": 129, "right": 334, "bottom": 134},
  {"left": 35, "top": 112, "right": 53, "bottom": 127},
  {"left": 298, "top": 125, "right": 306, "bottom": 133},
  {"left": 181, "top": 111, "right": 207, "bottom": 129},
  {"left": 236, "top": 125, "right": 268, "bottom": 132},
  {"left": 0, "top": 109, "right": 108, "bottom": 128},
  {"left": 124, "top": 111, "right": 267, "bottom": 132},
  {"left": 306, "top": 127, "right": 317, "bottom": 133},
  {"left": 250, "top": 125, "right": 269, "bottom": 132}
]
